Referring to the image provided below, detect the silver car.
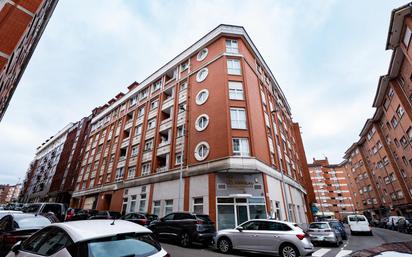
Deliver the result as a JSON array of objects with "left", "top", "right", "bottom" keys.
[
  {"left": 307, "top": 222, "right": 342, "bottom": 246},
  {"left": 213, "top": 219, "right": 315, "bottom": 257}
]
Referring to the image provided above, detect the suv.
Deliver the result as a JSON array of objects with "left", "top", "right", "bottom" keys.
[
  {"left": 121, "top": 212, "right": 159, "bottom": 226},
  {"left": 22, "top": 203, "right": 67, "bottom": 221},
  {"left": 148, "top": 212, "right": 216, "bottom": 247}
]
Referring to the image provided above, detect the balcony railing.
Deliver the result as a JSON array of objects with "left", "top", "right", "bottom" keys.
[{"left": 156, "top": 166, "right": 168, "bottom": 173}]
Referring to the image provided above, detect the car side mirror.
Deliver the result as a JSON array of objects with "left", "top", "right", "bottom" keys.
[
  {"left": 12, "top": 241, "right": 21, "bottom": 254},
  {"left": 236, "top": 226, "right": 244, "bottom": 232}
]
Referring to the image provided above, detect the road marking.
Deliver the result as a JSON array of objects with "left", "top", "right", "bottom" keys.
[
  {"left": 336, "top": 250, "right": 352, "bottom": 257},
  {"left": 312, "top": 248, "right": 331, "bottom": 257}
]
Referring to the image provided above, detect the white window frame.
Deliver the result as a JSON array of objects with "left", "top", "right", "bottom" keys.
[
  {"left": 165, "top": 199, "right": 174, "bottom": 215},
  {"left": 147, "top": 118, "right": 156, "bottom": 130},
  {"left": 227, "top": 59, "right": 241, "bottom": 75},
  {"left": 228, "top": 81, "right": 244, "bottom": 100},
  {"left": 153, "top": 200, "right": 161, "bottom": 216},
  {"left": 193, "top": 197, "right": 204, "bottom": 214},
  {"left": 232, "top": 138, "right": 250, "bottom": 156},
  {"left": 127, "top": 166, "right": 136, "bottom": 179},
  {"left": 194, "top": 141, "right": 210, "bottom": 161},
  {"left": 226, "top": 39, "right": 239, "bottom": 54},
  {"left": 196, "top": 68, "right": 209, "bottom": 82},
  {"left": 196, "top": 89, "right": 209, "bottom": 105},
  {"left": 141, "top": 162, "right": 151, "bottom": 176},
  {"left": 197, "top": 48, "right": 208, "bottom": 61},
  {"left": 230, "top": 108, "right": 247, "bottom": 129},
  {"left": 195, "top": 114, "right": 210, "bottom": 131}
]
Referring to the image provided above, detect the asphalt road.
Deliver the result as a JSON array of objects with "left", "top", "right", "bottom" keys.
[{"left": 161, "top": 226, "right": 412, "bottom": 257}]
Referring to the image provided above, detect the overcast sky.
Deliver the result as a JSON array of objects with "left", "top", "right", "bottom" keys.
[{"left": 0, "top": 0, "right": 406, "bottom": 185}]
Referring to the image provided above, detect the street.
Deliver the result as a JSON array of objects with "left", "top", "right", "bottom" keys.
[{"left": 161, "top": 226, "right": 412, "bottom": 257}]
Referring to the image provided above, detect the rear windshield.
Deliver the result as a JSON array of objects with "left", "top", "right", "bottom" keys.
[
  {"left": 349, "top": 216, "right": 366, "bottom": 222},
  {"left": 15, "top": 217, "right": 51, "bottom": 229},
  {"left": 309, "top": 223, "right": 329, "bottom": 229},
  {"left": 196, "top": 215, "right": 213, "bottom": 224},
  {"left": 86, "top": 233, "right": 160, "bottom": 257}
]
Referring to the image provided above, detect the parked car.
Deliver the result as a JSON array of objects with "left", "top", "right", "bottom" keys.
[
  {"left": 214, "top": 219, "right": 314, "bottom": 257},
  {"left": 22, "top": 203, "right": 67, "bottom": 222},
  {"left": 386, "top": 216, "right": 406, "bottom": 230},
  {"left": 67, "top": 209, "right": 98, "bottom": 221},
  {"left": 5, "top": 220, "right": 169, "bottom": 257},
  {"left": 148, "top": 212, "right": 215, "bottom": 247},
  {"left": 328, "top": 220, "right": 347, "bottom": 240},
  {"left": 120, "top": 212, "right": 158, "bottom": 226},
  {"left": 397, "top": 218, "right": 412, "bottom": 234},
  {"left": 0, "top": 214, "right": 52, "bottom": 256},
  {"left": 347, "top": 214, "right": 372, "bottom": 235},
  {"left": 88, "top": 210, "right": 122, "bottom": 220},
  {"left": 307, "top": 222, "right": 342, "bottom": 246},
  {"left": 64, "top": 208, "right": 82, "bottom": 221}
]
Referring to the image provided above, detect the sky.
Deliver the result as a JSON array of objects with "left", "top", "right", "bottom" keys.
[{"left": 0, "top": 0, "right": 407, "bottom": 185}]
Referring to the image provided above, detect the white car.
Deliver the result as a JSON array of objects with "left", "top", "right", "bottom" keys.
[
  {"left": 6, "top": 220, "right": 169, "bottom": 257},
  {"left": 0, "top": 210, "right": 23, "bottom": 219},
  {"left": 386, "top": 216, "right": 405, "bottom": 228},
  {"left": 347, "top": 214, "right": 372, "bottom": 235}
]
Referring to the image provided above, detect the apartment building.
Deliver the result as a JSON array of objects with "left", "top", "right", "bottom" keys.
[
  {"left": 308, "top": 158, "right": 355, "bottom": 220},
  {"left": 21, "top": 117, "right": 91, "bottom": 204},
  {"left": 0, "top": 0, "right": 58, "bottom": 121},
  {"left": 343, "top": 3, "right": 412, "bottom": 219},
  {"left": 71, "top": 24, "right": 315, "bottom": 229},
  {"left": 0, "top": 184, "right": 20, "bottom": 203}
]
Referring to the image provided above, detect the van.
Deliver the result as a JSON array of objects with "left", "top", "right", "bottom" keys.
[{"left": 347, "top": 215, "right": 372, "bottom": 235}]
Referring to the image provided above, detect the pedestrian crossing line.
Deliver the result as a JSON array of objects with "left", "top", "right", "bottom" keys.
[
  {"left": 312, "top": 248, "right": 331, "bottom": 256},
  {"left": 335, "top": 250, "right": 353, "bottom": 257}
]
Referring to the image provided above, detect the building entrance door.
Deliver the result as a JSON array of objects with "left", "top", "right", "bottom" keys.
[{"left": 236, "top": 205, "right": 248, "bottom": 225}]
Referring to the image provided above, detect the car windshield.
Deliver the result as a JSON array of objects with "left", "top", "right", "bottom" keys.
[
  {"left": 23, "top": 204, "right": 41, "bottom": 213},
  {"left": 86, "top": 233, "right": 160, "bottom": 257},
  {"left": 309, "top": 223, "right": 329, "bottom": 229},
  {"left": 349, "top": 216, "right": 366, "bottom": 222},
  {"left": 14, "top": 216, "right": 51, "bottom": 229}
]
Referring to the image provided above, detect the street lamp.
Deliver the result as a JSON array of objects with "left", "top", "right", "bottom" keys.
[
  {"left": 177, "top": 104, "right": 186, "bottom": 211},
  {"left": 271, "top": 108, "right": 290, "bottom": 221}
]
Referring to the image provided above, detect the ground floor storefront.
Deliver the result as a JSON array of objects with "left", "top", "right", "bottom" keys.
[{"left": 72, "top": 171, "right": 310, "bottom": 230}]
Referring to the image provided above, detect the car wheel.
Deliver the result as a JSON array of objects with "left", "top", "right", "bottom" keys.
[
  {"left": 179, "top": 232, "right": 191, "bottom": 247},
  {"left": 280, "top": 244, "right": 299, "bottom": 257},
  {"left": 218, "top": 237, "right": 232, "bottom": 254}
]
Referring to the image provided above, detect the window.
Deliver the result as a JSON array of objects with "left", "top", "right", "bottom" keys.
[
  {"left": 404, "top": 27, "right": 412, "bottom": 47},
  {"left": 139, "top": 193, "right": 146, "bottom": 212},
  {"left": 194, "top": 141, "right": 210, "bottom": 161},
  {"left": 232, "top": 138, "right": 250, "bottom": 156},
  {"left": 175, "top": 153, "right": 182, "bottom": 165},
  {"left": 141, "top": 162, "right": 151, "bottom": 176},
  {"left": 180, "top": 61, "right": 189, "bottom": 71},
  {"left": 195, "top": 114, "right": 210, "bottom": 131},
  {"left": 165, "top": 199, "right": 173, "bottom": 215},
  {"left": 152, "top": 81, "right": 161, "bottom": 92},
  {"left": 226, "top": 39, "right": 239, "bottom": 53},
  {"left": 383, "top": 156, "right": 389, "bottom": 166},
  {"left": 127, "top": 166, "right": 136, "bottom": 179},
  {"left": 130, "top": 195, "right": 137, "bottom": 212},
  {"left": 228, "top": 81, "right": 244, "bottom": 100},
  {"left": 177, "top": 125, "right": 185, "bottom": 137},
  {"left": 139, "top": 88, "right": 148, "bottom": 100},
  {"left": 150, "top": 100, "right": 159, "bottom": 110},
  {"left": 227, "top": 59, "right": 241, "bottom": 75},
  {"left": 230, "top": 108, "right": 247, "bottom": 129},
  {"left": 274, "top": 201, "right": 282, "bottom": 220},
  {"left": 397, "top": 105, "right": 405, "bottom": 118},
  {"left": 180, "top": 81, "right": 188, "bottom": 91},
  {"left": 193, "top": 197, "right": 204, "bottom": 214},
  {"left": 144, "top": 139, "right": 153, "bottom": 151},
  {"left": 197, "top": 48, "right": 208, "bottom": 61},
  {"left": 21, "top": 228, "right": 72, "bottom": 256},
  {"left": 115, "top": 167, "right": 124, "bottom": 182},
  {"left": 391, "top": 116, "right": 399, "bottom": 128},
  {"left": 135, "top": 125, "right": 142, "bottom": 136},
  {"left": 131, "top": 145, "right": 139, "bottom": 157},
  {"left": 196, "top": 68, "right": 208, "bottom": 82},
  {"left": 147, "top": 118, "right": 156, "bottom": 130},
  {"left": 153, "top": 201, "right": 160, "bottom": 216},
  {"left": 407, "top": 127, "right": 412, "bottom": 140},
  {"left": 400, "top": 136, "right": 408, "bottom": 147},
  {"left": 196, "top": 89, "right": 209, "bottom": 105},
  {"left": 138, "top": 107, "right": 145, "bottom": 117},
  {"left": 130, "top": 96, "right": 138, "bottom": 106}
]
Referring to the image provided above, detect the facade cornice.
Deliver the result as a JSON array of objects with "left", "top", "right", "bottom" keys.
[{"left": 386, "top": 3, "right": 412, "bottom": 50}]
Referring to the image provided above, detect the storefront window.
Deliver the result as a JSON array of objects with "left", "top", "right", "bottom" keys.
[
  {"left": 218, "top": 205, "right": 235, "bottom": 230},
  {"left": 249, "top": 205, "right": 266, "bottom": 219}
]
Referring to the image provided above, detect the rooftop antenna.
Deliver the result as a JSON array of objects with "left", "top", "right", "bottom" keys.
[{"left": 110, "top": 216, "right": 115, "bottom": 225}]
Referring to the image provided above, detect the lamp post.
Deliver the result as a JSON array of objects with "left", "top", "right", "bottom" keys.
[
  {"left": 177, "top": 105, "right": 186, "bottom": 211},
  {"left": 271, "top": 108, "right": 290, "bottom": 221}
]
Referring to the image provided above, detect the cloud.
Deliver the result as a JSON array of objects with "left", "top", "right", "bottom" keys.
[{"left": 0, "top": 0, "right": 407, "bottom": 184}]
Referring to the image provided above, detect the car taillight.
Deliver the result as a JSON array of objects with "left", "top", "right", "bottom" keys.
[
  {"left": 163, "top": 254, "right": 171, "bottom": 257},
  {"left": 296, "top": 234, "right": 305, "bottom": 240}
]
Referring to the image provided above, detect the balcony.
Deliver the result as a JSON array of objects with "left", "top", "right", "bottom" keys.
[
  {"left": 156, "top": 153, "right": 169, "bottom": 173},
  {"left": 142, "top": 151, "right": 152, "bottom": 162},
  {"left": 157, "top": 144, "right": 171, "bottom": 156},
  {"left": 162, "top": 96, "right": 174, "bottom": 112},
  {"left": 178, "top": 90, "right": 187, "bottom": 103},
  {"left": 132, "top": 135, "right": 141, "bottom": 145},
  {"left": 136, "top": 115, "right": 144, "bottom": 125},
  {"left": 177, "top": 112, "right": 186, "bottom": 126},
  {"left": 125, "top": 119, "right": 133, "bottom": 131},
  {"left": 159, "top": 118, "right": 172, "bottom": 132},
  {"left": 148, "top": 108, "right": 158, "bottom": 119},
  {"left": 156, "top": 166, "right": 168, "bottom": 173},
  {"left": 121, "top": 138, "right": 129, "bottom": 148}
]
